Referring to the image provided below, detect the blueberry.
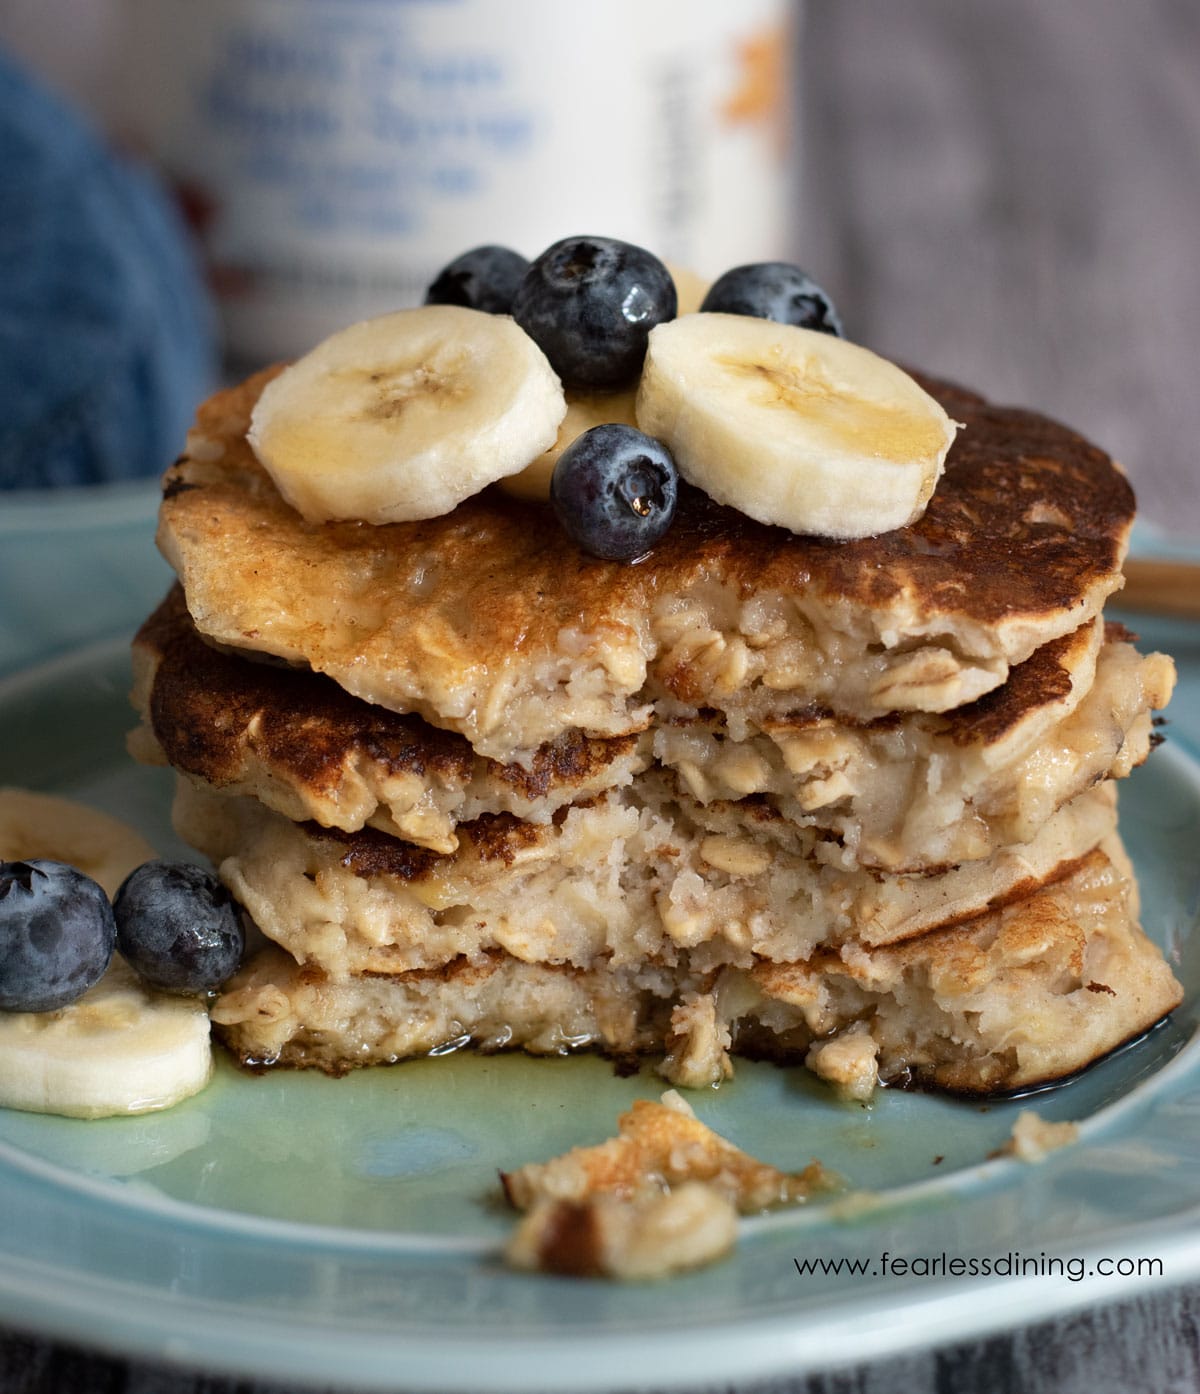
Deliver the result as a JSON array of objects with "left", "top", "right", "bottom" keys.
[
  {"left": 424, "top": 245, "right": 529, "bottom": 315},
  {"left": 551, "top": 424, "right": 678, "bottom": 561},
  {"left": 0, "top": 861, "right": 115, "bottom": 1012},
  {"left": 699, "top": 262, "right": 843, "bottom": 335},
  {"left": 513, "top": 236, "right": 677, "bottom": 389},
  {"left": 113, "top": 861, "right": 244, "bottom": 995}
]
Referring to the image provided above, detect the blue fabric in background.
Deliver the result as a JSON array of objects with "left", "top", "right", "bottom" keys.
[{"left": 0, "top": 47, "right": 218, "bottom": 489}]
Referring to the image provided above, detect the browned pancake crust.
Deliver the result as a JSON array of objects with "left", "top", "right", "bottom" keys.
[
  {"left": 303, "top": 803, "right": 568, "bottom": 880},
  {"left": 754, "top": 619, "right": 1094, "bottom": 747},
  {"left": 137, "top": 586, "right": 636, "bottom": 802},
  {"left": 943, "top": 624, "right": 1079, "bottom": 748},
  {"left": 159, "top": 367, "right": 1134, "bottom": 666}
]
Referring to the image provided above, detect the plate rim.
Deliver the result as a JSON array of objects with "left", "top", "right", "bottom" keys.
[{"left": 2, "top": 1216, "right": 1198, "bottom": 1394}]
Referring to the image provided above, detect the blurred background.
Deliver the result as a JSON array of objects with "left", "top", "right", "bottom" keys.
[
  {"left": 801, "top": 1, "right": 1200, "bottom": 544},
  {"left": 0, "top": 0, "right": 1197, "bottom": 675}
]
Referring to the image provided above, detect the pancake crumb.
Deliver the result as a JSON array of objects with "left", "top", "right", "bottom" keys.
[
  {"left": 995, "top": 1109, "right": 1080, "bottom": 1162},
  {"left": 501, "top": 1092, "right": 837, "bottom": 1279},
  {"left": 806, "top": 1024, "right": 880, "bottom": 1102}
]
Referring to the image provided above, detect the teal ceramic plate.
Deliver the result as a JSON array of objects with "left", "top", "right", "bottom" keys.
[
  {"left": 0, "top": 617, "right": 1198, "bottom": 1392},
  {"left": 0, "top": 481, "right": 170, "bottom": 679}
]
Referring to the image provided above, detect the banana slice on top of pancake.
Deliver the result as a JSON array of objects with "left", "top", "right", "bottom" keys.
[
  {"left": 248, "top": 305, "right": 567, "bottom": 525},
  {"left": 637, "top": 313, "right": 959, "bottom": 540},
  {"left": 500, "top": 383, "right": 640, "bottom": 502}
]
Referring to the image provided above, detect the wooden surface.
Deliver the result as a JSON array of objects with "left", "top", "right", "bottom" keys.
[
  {"left": 1121, "top": 558, "right": 1200, "bottom": 619},
  {"left": 3, "top": 0, "right": 1199, "bottom": 1389}
]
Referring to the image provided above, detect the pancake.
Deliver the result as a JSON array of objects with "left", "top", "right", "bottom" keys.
[
  {"left": 172, "top": 774, "right": 1118, "bottom": 980},
  {"left": 655, "top": 620, "right": 1173, "bottom": 870},
  {"left": 211, "top": 946, "right": 686, "bottom": 1074},
  {"left": 132, "top": 591, "right": 1173, "bottom": 871},
  {"left": 158, "top": 369, "right": 1135, "bottom": 763},
  {"left": 748, "top": 840, "right": 1183, "bottom": 1095},
  {"left": 209, "top": 843, "right": 1181, "bottom": 1097},
  {"left": 131, "top": 586, "right": 646, "bottom": 855}
]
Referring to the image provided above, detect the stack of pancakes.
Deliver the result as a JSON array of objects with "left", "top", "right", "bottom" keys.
[{"left": 130, "top": 368, "right": 1182, "bottom": 1097}]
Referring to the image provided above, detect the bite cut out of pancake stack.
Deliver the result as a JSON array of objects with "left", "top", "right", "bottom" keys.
[{"left": 130, "top": 365, "right": 1182, "bottom": 1099}]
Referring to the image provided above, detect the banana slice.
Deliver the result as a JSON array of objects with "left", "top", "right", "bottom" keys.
[
  {"left": 637, "top": 313, "right": 958, "bottom": 539},
  {"left": 248, "top": 305, "right": 567, "bottom": 525},
  {"left": 665, "top": 264, "right": 712, "bottom": 316},
  {"left": 500, "top": 385, "right": 639, "bottom": 502},
  {"left": 0, "top": 788, "right": 155, "bottom": 896},
  {"left": 0, "top": 958, "right": 212, "bottom": 1118}
]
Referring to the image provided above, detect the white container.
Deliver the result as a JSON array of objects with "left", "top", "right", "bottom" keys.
[{"left": 113, "top": 0, "right": 799, "bottom": 362}]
